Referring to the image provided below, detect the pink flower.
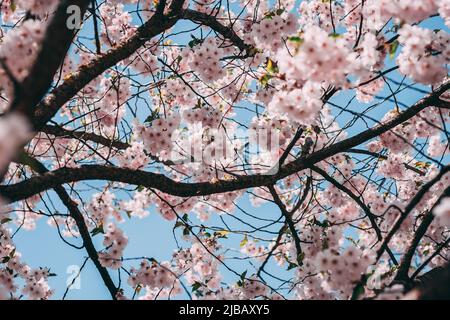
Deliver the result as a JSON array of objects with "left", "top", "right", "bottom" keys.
[
  {"left": 0, "top": 114, "right": 32, "bottom": 171},
  {"left": 433, "top": 197, "right": 450, "bottom": 227}
]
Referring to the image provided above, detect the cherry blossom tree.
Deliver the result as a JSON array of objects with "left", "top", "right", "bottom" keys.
[{"left": 0, "top": 0, "right": 449, "bottom": 300}]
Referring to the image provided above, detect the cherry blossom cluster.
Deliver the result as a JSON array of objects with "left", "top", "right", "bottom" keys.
[
  {"left": 295, "top": 244, "right": 376, "bottom": 299},
  {"left": 99, "top": 2, "right": 135, "bottom": 46},
  {"left": 120, "top": 189, "right": 152, "bottom": 219},
  {"left": 127, "top": 41, "right": 160, "bottom": 75},
  {"left": 151, "top": 190, "right": 197, "bottom": 221},
  {"left": 316, "top": 247, "right": 376, "bottom": 297},
  {"left": 397, "top": 24, "right": 450, "bottom": 85},
  {"left": 193, "top": 0, "right": 216, "bottom": 13},
  {"left": 1, "top": 221, "right": 53, "bottom": 299},
  {"left": 0, "top": 20, "right": 46, "bottom": 104},
  {"left": 247, "top": 12, "right": 298, "bottom": 52},
  {"left": 86, "top": 190, "right": 121, "bottom": 226},
  {"left": 137, "top": 113, "right": 181, "bottom": 158},
  {"left": 128, "top": 260, "right": 179, "bottom": 293},
  {"left": 95, "top": 75, "right": 131, "bottom": 129},
  {"left": 0, "top": 114, "right": 32, "bottom": 171},
  {"left": 162, "top": 78, "right": 199, "bottom": 109},
  {"left": 180, "top": 240, "right": 223, "bottom": 296},
  {"left": 0, "top": 0, "right": 449, "bottom": 301},
  {"left": 241, "top": 277, "right": 269, "bottom": 299},
  {"left": 98, "top": 223, "right": 128, "bottom": 269},
  {"left": 268, "top": 81, "right": 324, "bottom": 125},
  {"left": 298, "top": 0, "right": 344, "bottom": 32},
  {"left": 375, "top": 0, "right": 439, "bottom": 24},
  {"left": 249, "top": 117, "right": 292, "bottom": 151},
  {"left": 118, "top": 141, "right": 149, "bottom": 170},
  {"left": 278, "top": 26, "right": 353, "bottom": 87},
  {"left": 433, "top": 197, "right": 450, "bottom": 227},
  {"left": 182, "top": 38, "right": 229, "bottom": 83},
  {"left": 439, "top": 0, "right": 450, "bottom": 27},
  {"left": 182, "top": 108, "right": 222, "bottom": 128}
]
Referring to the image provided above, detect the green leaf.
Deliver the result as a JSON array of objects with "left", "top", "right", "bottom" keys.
[
  {"left": 144, "top": 108, "right": 160, "bottom": 124},
  {"left": 258, "top": 74, "right": 273, "bottom": 87},
  {"left": 188, "top": 35, "right": 202, "bottom": 48},
  {"left": 214, "top": 230, "right": 229, "bottom": 238},
  {"left": 266, "top": 58, "right": 279, "bottom": 74},
  {"left": 174, "top": 221, "right": 185, "bottom": 229},
  {"left": 297, "top": 252, "right": 305, "bottom": 265},
  {"left": 193, "top": 99, "right": 203, "bottom": 110},
  {"left": 330, "top": 32, "right": 342, "bottom": 39},
  {"left": 288, "top": 36, "right": 304, "bottom": 44},
  {"left": 351, "top": 274, "right": 369, "bottom": 300},
  {"left": 240, "top": 235, "right": 248, "bottom": 248},
  {"left": 264, "top": 8, "right": 285, "bottom": 19},
  {"left": 183, "top": 227, "right": 190, "bottom": 236},
  {"left": 389, "top": 40, "right": 399, "bottom": 59},
  {"left": 351, "top": 282, "right": 365, "bottom": 300},
  {"left": 287, "top": 262, "right": 298, "bottom": 270},
  {"left": 191, "top": 281, "right": 202, "bottom": 292},
  {"left": 0, "top": 218, "right": 12, "bottom": 224},
  {"left": 313, "top": 217, "right": 330, "bottom": 228},
  {"left": 91, "top": 225, "right": 104, "bottom": 237},
  {"left": 240, "top": 270, "right": 247, "bottom": 280}
]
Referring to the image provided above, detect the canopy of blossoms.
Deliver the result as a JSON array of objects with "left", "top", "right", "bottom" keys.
[{"left": 0, "top": 0, "right": 449, "bottom": 300}]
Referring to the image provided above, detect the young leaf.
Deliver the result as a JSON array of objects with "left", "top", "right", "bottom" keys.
[
  {"left": 91, "top": 225, "right": 104, "bottom": 237},
  {"left": 389, "top": 40, "right": 399, "bottom": 59},
  {"left": 240, "top": 235, "right": 248, "bottom": 248}
]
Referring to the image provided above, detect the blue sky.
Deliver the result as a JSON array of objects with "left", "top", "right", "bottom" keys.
[{"left": 9, "top": 2, "right": 449, "bottom": 300}]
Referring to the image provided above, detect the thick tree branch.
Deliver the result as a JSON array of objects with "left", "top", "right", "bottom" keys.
[
  {"left": 407, "top": 262, "right": 450, "bottom": 299},
  {"left": 41, "top": 124, "right": 178, "bottom": 166},
  {"left": 11, "top": 0, "right": 91, "bottom": 118},
  {"left": 376, "top": 165, "right": 450, "bottom": 262},
  {"left": 42, "top": 124, "right": 130, "bottom": 150},
  {"left": 31, "top": 4, "right": 253, "bottom": 133},
  {"left": 1, "top": 80, "right": 448, "bottom": 203},
  {"left": 16, "top": 152, "right": 118, "bottom": 299},
  {"left": 395, "top": 186, "right": 450, "bottom": 282},
  {"left": 31, "top": 0, "right": 186, "bottom": 131}
]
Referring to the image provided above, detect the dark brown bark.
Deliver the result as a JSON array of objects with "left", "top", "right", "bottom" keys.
[
  {"left": 17, "top": 153, "right": 118, "bottom": 299},
  {"left": 1, "top": 79, "right": 448, "bottom": 203}
]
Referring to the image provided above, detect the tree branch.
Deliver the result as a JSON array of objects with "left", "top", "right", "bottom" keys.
[
  {"left": 1, "top": 80, "right": 448, "bottom": 205},
  {"left": 16, "top": 152, "right": 118, "bottom": 299},
  {"left": 11, "top": 0, "right": 91, "bottom": 118},
  {"left": 395, "top": 186, "right": 450, "bottom": 282},
  {"left": 267, "top": 185, "right": 303, "bottom": 265},
  {"left": 31, "top": 0, "right": 186, "bottom": 131},
  {"left": 182, "top": 9, "right": 251, "bottom": 53}
]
